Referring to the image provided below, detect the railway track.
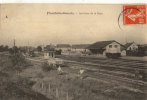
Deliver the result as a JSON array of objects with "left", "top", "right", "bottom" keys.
[
  {"left": 65, "top": 60, "right": 147, "bottom": 83},
  {"left": 26, "top": 56, "right": 147, "bottom": 95},
  {"left": 64, "top": 61, "right": 147, "bottom": 93},
  {"left": 57, "top": 55, "right": 147, "bottom": 71},
  {"left": 56, "top": 55, "right": 147, "bottom": 83},
  {"left": 27, "top": 55, "right": 147, "bottom": 83}
]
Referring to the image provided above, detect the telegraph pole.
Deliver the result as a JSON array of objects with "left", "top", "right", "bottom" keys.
[
  {"left": 14, "top": 39, "right": 16, "bottom": 47},
  {"left": 13, "top": 39, "right": 16, "bottom": 55},
  {"left": 28, "top": 41, "right": 30, "bottom": 53}
]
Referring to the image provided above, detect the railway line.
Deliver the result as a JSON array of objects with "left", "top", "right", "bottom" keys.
[
  {"left": 64, "top": 61, "right": 147, "bottom": 94},
  {"left": 56, "top": 55, "right": 147, "bottom": 88},
  {"left": 65, "top": 61, "right": 147, "bottom": 83},
  {"left": 57, "top": 55, "right": 147, "bottom": 72},
  {"left": 26, "top": 55, "right": 147, "bottom": 95}
]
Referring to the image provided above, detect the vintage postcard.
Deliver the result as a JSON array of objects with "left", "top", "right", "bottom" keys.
[{"left": 0, "top": 4, "right": 147, "bottom": 100}]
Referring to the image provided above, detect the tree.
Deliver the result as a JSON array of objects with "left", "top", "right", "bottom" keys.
[
  {"left": 45, "top": 45, "right": 55, "bottom": 51},
  {"left": 9, "top": 46, "right": 19, "bottom": 54},
  {"left": 37, "top": 46, "right": 42, "bottom": 52},
  {"left": 4, "top": 45, "right": 9, "bottom": 51},
  {"left": 0, "top": 45, "right": 4, "bottom": 52},
  {"left": 0, "top": 45, "right": 9, "bottom": 52}
]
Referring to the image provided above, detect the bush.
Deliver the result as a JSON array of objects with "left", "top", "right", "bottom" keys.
[
  {"left": 10, "top": 53, "right": 27, "bottom": 66},
  {"left": 7, "top": 53, "right": 31, "bottom": 72},
  {"left": 0, "top": 45, "right": 9, "bottom": 52},
  {"left": 42, "top": 62, "right": 56, "bottom": 72},
  {"left": 9, "top": 46, "right": 19, "bottom": 54}
]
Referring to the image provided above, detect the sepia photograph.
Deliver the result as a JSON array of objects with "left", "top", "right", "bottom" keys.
[{"left": 0, "top": 4, "right": 147, "bottom": 100}]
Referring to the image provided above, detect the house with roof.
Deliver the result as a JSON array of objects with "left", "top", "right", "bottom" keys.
[
  {"left": 86, "top": 40, "right": 126, "bottom": 57},
  {"left": 56, "top": 44, "right": 71, "bottom": 52},
  {"left": 44, "top": 44, "right": 56, "bottom": 59},
  {"left": 71, "top": 44, "right": 90, "bottom": 53},
  {"left": 124, "top": 42, "right": 138, "bottom": 51},
  {"left": 124, "top": 42, "right": 138, "bottom": 56}
]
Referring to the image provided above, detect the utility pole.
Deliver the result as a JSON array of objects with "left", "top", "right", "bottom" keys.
[
  {"left": 14, "top": 39, "right": 16, "bottom": 47},
  {"left": 13, "top": 39, "right": 16, "bottom": 55},
  {"left": 28, "top": 41, "right": 30, "bottom": 53}
]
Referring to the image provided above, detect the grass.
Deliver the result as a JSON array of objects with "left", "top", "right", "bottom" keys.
[
  {"left": 0, "top": 53, "right": 146, "bottom": 100},
  {"left": 0, "top": 75, "right": 50, "bottom": 100},
  {"left": 0, "top": 53, "right": 50, "bottom": 100},
  {"left": 32, "top": 68, "right": 147, "bottom": 100},
  {"left": 41, "top": 61, "right": 68, "bottom": 72},
  {"left": 0, "top": 53, "right": 32, "bottom": 73},
  {"left": 42, "top": 62, "right": 56, "bottom": 72}
]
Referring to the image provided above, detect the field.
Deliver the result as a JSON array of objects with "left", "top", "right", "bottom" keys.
[
  {"left": 0, "top": 53, "right": 146, "bottom": 100},
  {"left": 0, "top": 54, "right": 50, "bottom": 100}
]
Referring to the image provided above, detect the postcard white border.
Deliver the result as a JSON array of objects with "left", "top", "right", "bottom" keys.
[{"left": 1, "top": 0, "right": 147, "bottom": 4}]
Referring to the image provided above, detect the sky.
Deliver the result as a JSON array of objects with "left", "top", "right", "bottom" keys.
[{"left": 0, "top": 4, "right": 147, "bottom": 47}]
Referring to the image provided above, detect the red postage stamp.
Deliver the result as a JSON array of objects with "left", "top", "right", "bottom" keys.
[{"left": 123, "top": 5, "right": 146, "bottom": 25}]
